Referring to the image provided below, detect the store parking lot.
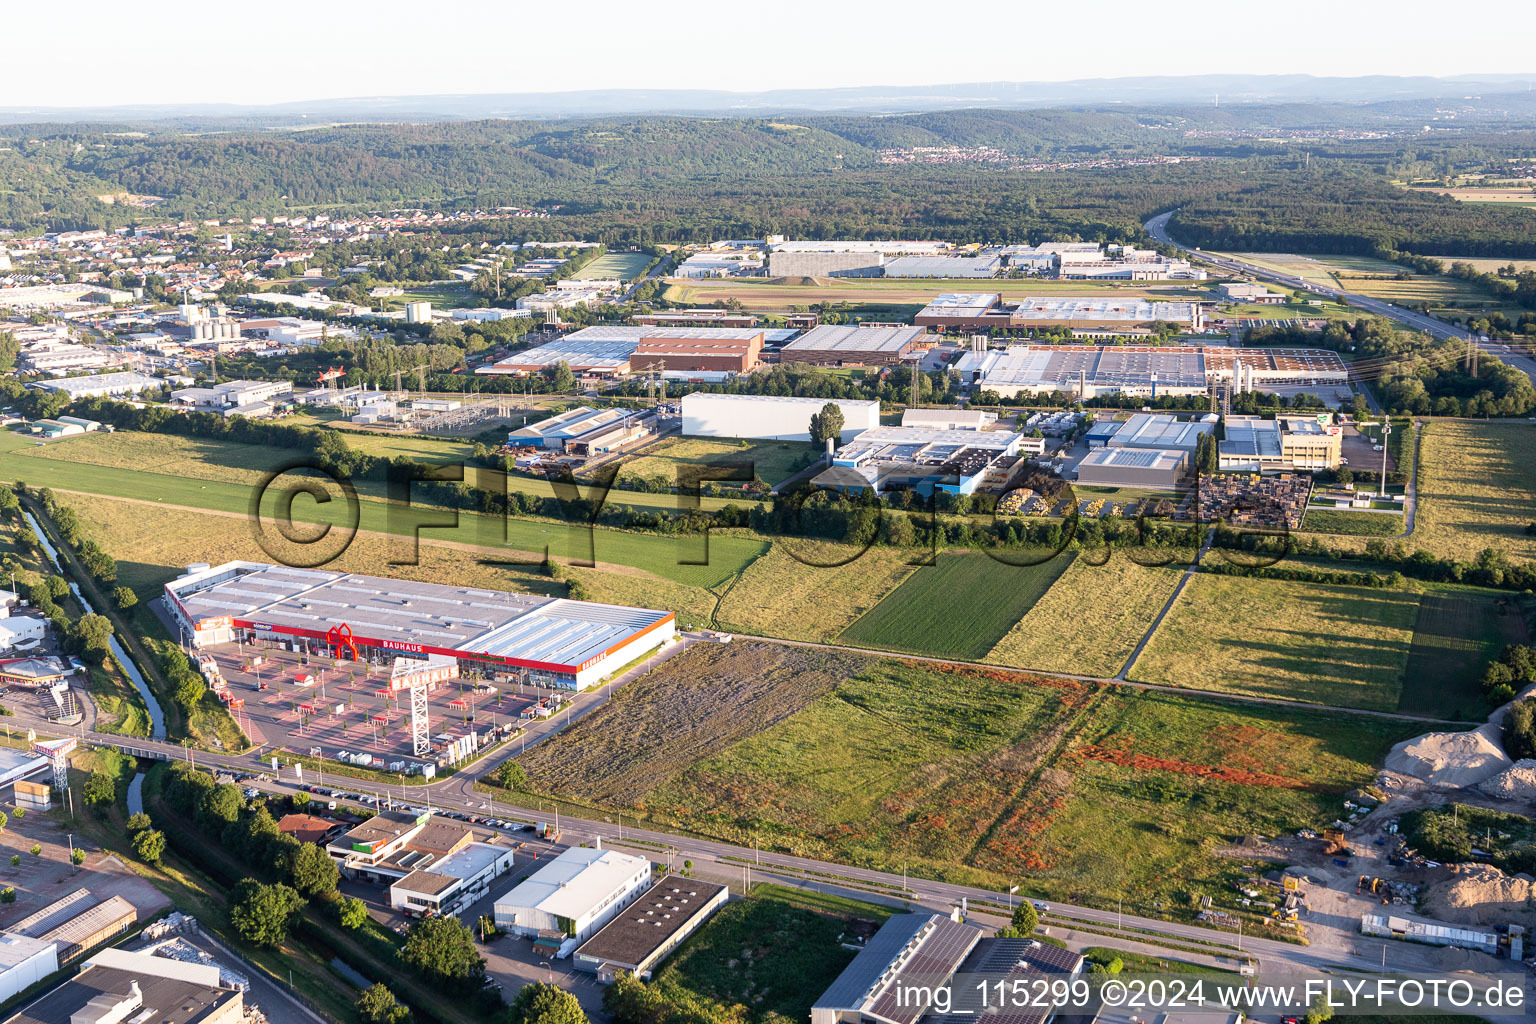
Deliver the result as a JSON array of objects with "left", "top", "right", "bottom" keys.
[{"left": 203, "top": 640, "right": 573, "bottom": 764}]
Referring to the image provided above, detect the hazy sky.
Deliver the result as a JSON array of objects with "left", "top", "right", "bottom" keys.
[{"left": 8, "top": 0, "right": 1536, "bottom": 108}]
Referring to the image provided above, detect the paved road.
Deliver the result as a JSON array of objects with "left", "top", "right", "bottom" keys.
[{"left": 95, "top": 718, "right": 1522, "bottom": 988}]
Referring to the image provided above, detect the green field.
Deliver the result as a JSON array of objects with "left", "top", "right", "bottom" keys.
[
  {"left": 394, "top": 283, "right": 477, "bottom": 309},
  {"left": 614, "top": 435, "right": 815, "bottom": 491},
  {"left": 839, "top": 551, "right": 1072, "bottom": 659},
  {"left": 515, "top": 641, "right": 1425, "bottom": 908},
  {"left": 649, "top": 887, "right": 864, "bottom": 1024},
  {"left": 1341, "top": 275, "right": 1502, "bottom": 309},
  {"left": 1298, "top": 508, "right": 1404, "bottom": 537},
  {"left": 1413, "top": 420, "right": 1536, "bottom": 562},
  {"left": 568, "top": 251, "right": 652, "bottom": 281},
  {"left": 715, "top": 543, "right": 917, "bottom": 643},
  {"left": 1399, "top": 592, "right": 1528, "bottom": 720},
  {"left": 1128, "top": 575, "right": 1422, "bottom": 712},
  {"left": 987, "top": 556, "right": 1186, "bottom": 677},
  {"left": 0, "top": 428, "right": 760, "bottom": 584},
  {"left": 1217, "top": 253, "right": 1505, "bottom": 310}
]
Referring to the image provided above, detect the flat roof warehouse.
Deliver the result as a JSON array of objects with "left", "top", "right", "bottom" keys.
[{"left": 163, "top": 562, "right": 675, "bottom": 687}]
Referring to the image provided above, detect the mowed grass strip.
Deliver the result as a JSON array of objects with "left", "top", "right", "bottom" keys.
[
  {"left": 1399, "top": 592, "right": 1529, "bottom": 720},
  {"left": 715, "top": 542, "right": 916, "bottom": 642},
  {"left": 1128, "top": 575, "right": 1421, "bottom": 712},
  {"left": 5, "top": 427, "right": 746, "bottom": 515},
  {"left": 568, "top": 251, "right": 652, "bottom": 280},
  {"left": 1299, "top": 509, "right": 1404, "bottom": 537},
  {"left": 987, "top": 556, "right": 1185, "bottom": 677},
  {"left": 839, "top": 551, "right": 1072, "bottom": 659},
  {"left": 1413, "top": 421, "right": 1536, "bottom": 563},
  {"left": 0, "top": 429, "right": 762, "bottom": 585}
]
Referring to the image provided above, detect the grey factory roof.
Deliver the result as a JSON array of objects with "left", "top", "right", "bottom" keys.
[
  {"left": 1221, "top": 417, "right": 1284, "bottom": 458},
  {"left": 394, "top": 869, "right": 459, "bottom": 897},
  {"left": 332, "top": 811, "right": 422, "bottom": 851},
  {"left": 13, "top": 892, "right": 135, "bottom": 951},
  {"left": 883, "top": 256, "right": 1001, "bottom": 279},
  {"left": 169, "top": 563, "right": 671, "bottom": 671},
  {"left": 565, "top": 326, "right": 763, "bottom": 341},
  {"left": 7, "top": 964, "right": 238, "bottom": 1024},
  {"left": 486, "top": 337, "right": 638, "bottom": 372},
  {"left": 0, "top": 933, "right": 54, "bottom": 970},
  {"left": 1078, "top": 447, "right": 1185, "bottom": 471},
  {"left": 921, "top": 939, "right": 1084, "bottom": 1024},
  {"left": 1111, "top": 413, "right": 1212, "bottom": 452},
  {"left": 782, "top": 325, "right": 928, "bottom": 355},
  {"left": 1084, "top": 420, "right": 1123, "bottom": 440},
  {"left": 573, "top": 876, "right": 726, "bottom": 970},
  {"left": 33, "top": 372, "right": 164, "bottom": 396},
  {"left": 835, "top": 426, "right": 1019, "bottom": 466},
  {"left": 511, "top": 406, "right": 627, "bottom": 441},
  {"left": 1009, "top": 297, "right": 1200, "bottom": 322},
  {"left": 916, "top": 293, "right": 1001, "bottom": 317},
  {"left": 814, "top": 914, "right": 982, "bottom": 1024},
  {"left": 975, "top": 346, "right": 1207, "bottom": 391}
]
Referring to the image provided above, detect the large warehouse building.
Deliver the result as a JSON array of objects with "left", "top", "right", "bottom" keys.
[
  {"left": 814, "top": 425, "right": 1028, "bottom": 497},
  {"left": 957, "top": 345, "right": 1345, "bottom": 399},
  {"left": 960, "top": 345, "right": 1208, "bottom": 399},
  {"left": 911, "top": 292, "right": 1013, "bottom": 331},
  {"left": 479, "top": 326, "right": 781, "bottom": 377},
  {"left": 493, "top": 847, "right": 651, "bottom": 941},
  {"left": 1107, "top": 412, "right": 1214, "bottom": 454},
  {"left": 628, "top": 328, "right": 765, "bottom": 374},
  {"left": 475, "top": 331, "right": 640, "bottom": 377},
  {"left": 1075, "top": 447, "right": 1188, "bottom": 489},
  {"left": 914, "top": 294, "right": 1203, "bottom": 332},
  {"left": 1220, "top": 414, "right": 1343, "bottom": 471},
  {"left": 1203, "top": 348, "right": 1349, "bottom": 388},
  {"left": 164, "top": 562, "right": 675, "bottom": 690},
  {"left": 572, "top": 877, "right": 728, "bottom": 981},
  {"left": 680, "top": 393, "right": 879, "bottom": 442},
  {"left": 778, "top": 325, "right": 930, "bottom": 367}
]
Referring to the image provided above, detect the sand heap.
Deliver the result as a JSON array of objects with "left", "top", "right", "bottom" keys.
[
  {"left": 1422, "top": 864, "right": 1536, "bottom": 931},
  {"left": 1477, "top": 758, "right": 1536, "bottom": 802},
  {"left": 1384, "top": 723, "right": 1512, "bottom": 788}
]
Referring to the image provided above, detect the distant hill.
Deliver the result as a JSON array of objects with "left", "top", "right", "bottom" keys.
[{"left": 4, "top": 73, "right": 1536, "bottom": 125}]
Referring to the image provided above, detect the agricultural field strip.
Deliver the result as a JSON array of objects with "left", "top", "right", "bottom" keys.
[
  {"left": 753, "top": 634, "right": 1468, "bottom": 724},
  {"left": 839, "top": 552, "right": 1071, "bottom": 660},
  {"left": 1, "top": 429, "right": 747, "bottom": 514}
]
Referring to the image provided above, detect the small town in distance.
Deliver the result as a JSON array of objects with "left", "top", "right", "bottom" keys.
[{"left": 2, "top": 35, "right": 1536, "bottom": 1024}]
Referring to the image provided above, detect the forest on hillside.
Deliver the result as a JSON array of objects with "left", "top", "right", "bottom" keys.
[{"left": 3, "top": 108, "right": 1536, "bottom": 256}]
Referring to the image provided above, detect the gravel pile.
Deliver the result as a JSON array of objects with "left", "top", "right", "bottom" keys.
[
  {"left": 1477, "top": 758, "right": 1536, "bottom": 801},
  {"left": 1422, "top": 864, "right": 1536, "bottom": 930},
  {"left": 1384, "top": 723, "right": 1512, "bottom": 788}
]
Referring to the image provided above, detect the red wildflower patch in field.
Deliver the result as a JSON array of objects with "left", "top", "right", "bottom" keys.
[
  {"left": 977, "top": 796, "right": 1067, "bottom": 872},
  {"left": 1072, "top": 742, "right": 1334, "bottom": 792}
]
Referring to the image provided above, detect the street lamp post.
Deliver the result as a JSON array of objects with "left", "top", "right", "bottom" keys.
[{"left": 1379, "top": 421, "right": 1392, "bottom": 499}]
